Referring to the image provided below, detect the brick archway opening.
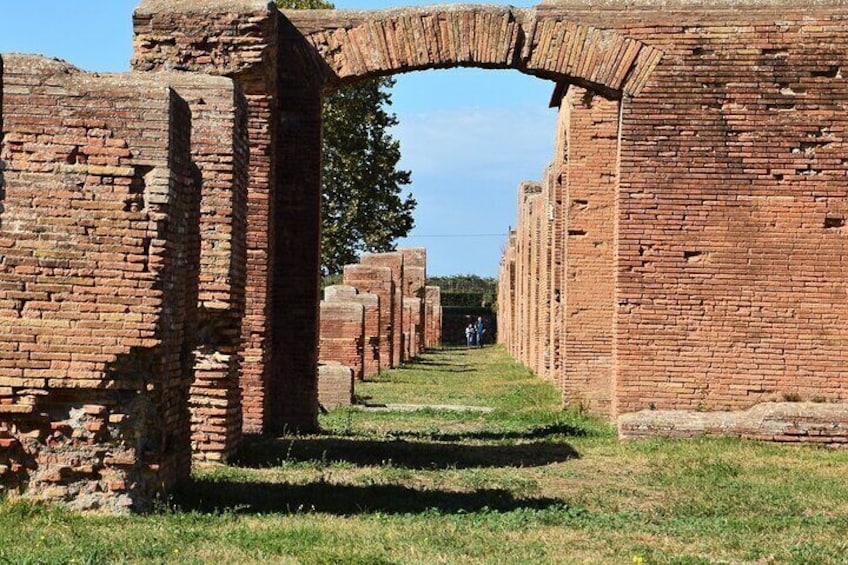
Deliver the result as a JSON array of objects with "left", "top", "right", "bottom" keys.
[{"left": 129, "top": 0, "right": 660, "bottom": 464}]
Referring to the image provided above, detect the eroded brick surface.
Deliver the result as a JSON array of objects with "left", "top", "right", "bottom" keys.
[
  {"left": 317, "top": 362, "right": 353, "bottom": 410},
  {"left": 0, "top": 56, "right": 200, "bottom": 511},
  {"left": 324, "top": 286, "right": 380, "bottom": 378},
  {"left": 342, "top": 265, "right": 394, "bottom": 374}
]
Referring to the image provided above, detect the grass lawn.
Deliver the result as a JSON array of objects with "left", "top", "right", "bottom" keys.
[{"left": 2, "top": 346, "right": 847, "bottom": 564}]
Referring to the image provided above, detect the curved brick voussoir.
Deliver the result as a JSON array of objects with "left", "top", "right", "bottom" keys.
[{"left": 286, "top": 5, "right": 663, "bottom": 97}]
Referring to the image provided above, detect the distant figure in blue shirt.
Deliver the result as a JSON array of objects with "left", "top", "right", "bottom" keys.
[{"left": 475, "top": 317, "right": 485, "bottom": 347}]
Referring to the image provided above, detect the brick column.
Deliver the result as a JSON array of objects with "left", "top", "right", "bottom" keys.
[
  {"left": 343, "top": 264, "right": 394, "bottom": 374},
  {"left": 270, "top": 22, "right": 324, "bottom": 433},
  {"left": 360, "top": 252, "right": 404, "bottom": 366},
  {"left": 561, "top": 86, "right": 620, "bottom": 417}
]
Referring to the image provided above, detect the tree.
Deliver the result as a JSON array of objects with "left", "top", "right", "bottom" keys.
[{"left": 278, "top": 0, "right": 416, "bottom": 274}]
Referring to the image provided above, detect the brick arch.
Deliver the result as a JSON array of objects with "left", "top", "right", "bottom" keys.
[{"left": 289, "top": 6, "right": 663, "bottom": 97}]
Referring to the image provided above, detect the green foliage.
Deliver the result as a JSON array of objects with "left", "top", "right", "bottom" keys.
[
  {"left": 321, "top": 77, "right": 415, "bottom": 274},
  {"left": 279, "top": 0, "right": 416, "bottom": 275},
  {"left": 428, "top": 274, "right": 497, "bottom": 294},
  {"left": 429, "top": 274, "right": 498, "bottom": 308}
]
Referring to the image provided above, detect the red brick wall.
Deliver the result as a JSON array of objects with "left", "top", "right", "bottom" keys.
[
  {"left": 498, "top": 2, "right": 848, "bottom": 440},
  {"left": 556, "top": 4, "right": 848, "bottom": 416},
  {"left": 0, "top": 56, "right": 199, "bottom": 511},
  {"left": 360, "top": 252, "right": 404, "bottom": 366},
  {"left": 319, "top": 302, "right": 365, "bottom": 380},
  {"left": 561, "top": 86, "right": 619, "bottom": 415},
  {"left": 343, "top": 264, "right": 394, "bottom": 374},
  {"left": 324, "top": 285, "right": 380, "bottom": 378},
  {"left": 129, "top": 0, "right": 848, "bottom": 446}
]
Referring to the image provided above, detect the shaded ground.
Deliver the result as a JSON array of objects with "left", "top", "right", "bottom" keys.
[{"left": 2, "top": 346, "right": 848, "bottom": 564}]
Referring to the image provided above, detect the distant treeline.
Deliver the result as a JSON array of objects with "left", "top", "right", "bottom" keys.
[{"left": 427, "top": 275, "right": 497, "bottom": 310}]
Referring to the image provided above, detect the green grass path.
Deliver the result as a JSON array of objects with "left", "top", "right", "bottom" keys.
[{"left": 2, "top": 346, "right": 847, "bottom": 564}]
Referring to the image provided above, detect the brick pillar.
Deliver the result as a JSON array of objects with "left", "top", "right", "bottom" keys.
[
  {"left": 399, "top": 248, "right": 427, "bottom": 353},
  {"left": 343, "top": 264, "right": 394, "bottom": 374},
  {"left": 319, "top": 302, "right": 365, "bottom": 380},
  {"left": 561, "top": 86, "right": 620, "bottom": 417},
  {"left": 168, "top": 77, "right": 249, "bottom": 463},
  {"left": 424, "top": 286, "right": 442, "bottom": 349},
  {"left": 360, "top": 252, "right": 404, "bottom": 367},
  {"left": 325, "top": 285, "right": 380, "bottom": 378},
  {"left": 270, "top": 22, "right": 324, "bottom": 433},
  {"left": 517, "top": 182, "right": 542, "bottom": 366},
  {"left": 549, "top": 106, "right": 569, "bottom": 389}
]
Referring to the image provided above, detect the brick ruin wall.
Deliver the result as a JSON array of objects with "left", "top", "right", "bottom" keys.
[
  {"left": 318, "top": 302, "right": 365, "bottom": 380},
  {"left": 0, "top": 56, "right": 204, "bottom": 511},
  {"left": 360, "top": 252, "right": 405, "bottom": 366},
  {"left": 324, "top": 285, "right": 381, "bottom": 378},
  {"left": 318, "top": 255, "right": 439, "bottom": 406},
  {"left": 4, "top": 0, "right": 848, "bottom": 512},
  {"left": 424, "top": 286, "right": 443, "bottom": 349},
  {"left": 499, "top": 1, "right": 848, "bottom": 443},
  {"left": 343, "top": 265, "right": 395, "bottom": 374}
]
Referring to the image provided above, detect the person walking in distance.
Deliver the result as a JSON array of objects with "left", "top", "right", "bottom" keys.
[
  {"left": 465, "top": 323, "right": 475, "bottom": 348},
  {"left": 475, "top": 316, "right": 485, "bottom": 347}
]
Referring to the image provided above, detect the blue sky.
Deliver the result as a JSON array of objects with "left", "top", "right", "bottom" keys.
[{"left": 0, "top": 0, "right": 558, "bottom": 277}]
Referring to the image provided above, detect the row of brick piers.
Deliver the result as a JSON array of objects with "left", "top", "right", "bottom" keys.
[{"left": 315, "top": 249, "right": 443, "bottom": 410}]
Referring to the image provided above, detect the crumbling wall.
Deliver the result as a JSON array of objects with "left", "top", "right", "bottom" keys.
[
  {"left": 0, "top": 56, "right": 199, "bottom": 512},
  {"left": 360, "top": 252, "right": 404, "bottom": 366},
  {"left": 343, "top": 264, "right": 394, "bottom": 374},
  {"left": 424, "top": 286, "right": 442, "bottom": 349},
  {"left": 324, "top": 285, "right": 380, "bottom": 378},
  {"left": 318, "top": 302, "right": 365, "bottom": 380}
]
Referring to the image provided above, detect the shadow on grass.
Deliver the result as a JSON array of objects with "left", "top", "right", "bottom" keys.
[
  {"left": 175, "top": 479, "right": 565, "bottom": 516},
  {"left": 396, "top": 361, "right": 474, "bottom": 373},
  {"left": 235, "top": 437, "right": 579, "bottom": 469},
  {"left": 392, "top": 422, "right": 591, "bottom": 442}
]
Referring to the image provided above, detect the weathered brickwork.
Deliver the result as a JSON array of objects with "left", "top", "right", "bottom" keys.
[
  {"left": 498, "top": 0, "right": 848, "bottom": 442},
  {"left": 322, "top": 285, "right": 380, "bottom": 379},
  {"left": 360, "top": 252, "right": 405, "bottom": 366},
  {"left": 424, "top": 286, "right": 443, "bottom": 349},
  {"left": 0, "top": 56, "right": 200, "bottom": 511},
  {"left": 400, "top": 248, "right": 427, "bottom": 356},
  {"left": 342, "top": 264, "right": 394, "bottom": 373},
  {"left": 317, "top": 362, "right": 353, "bottom": 410},
  {"left": 560, "top": 86, "right": 619, "bottom": 414},
  {"left": 403, "top": 297, "right": 422, "bottom": 360},
  {"left": 133, "top": 0, "right": 325, "bottom": 435},
  {"left": 175, "top": 77, "right": 249, "bottom": 463},
  {"left": 318, "top": 302, "right": 365, "bottom": 380},
  {"left": 5, "top": 0, "right": 848, "bottom": 512}
]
